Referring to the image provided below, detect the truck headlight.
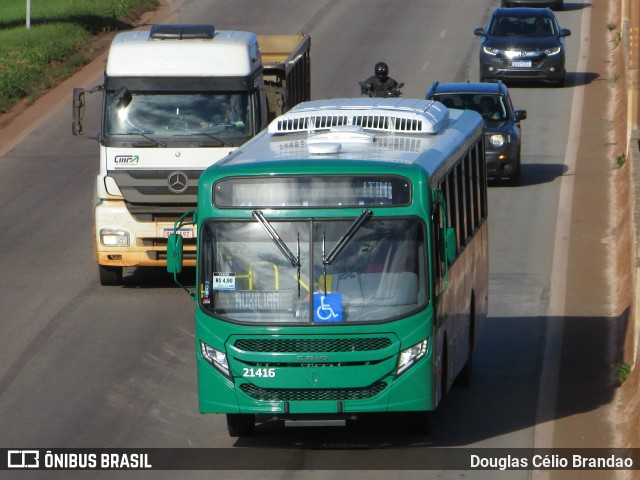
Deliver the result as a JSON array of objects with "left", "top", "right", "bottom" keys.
[
  {"left": 396, "top": 339, "right": 429, "bottom": 376},
  {"left": 100, "top": 229, "right": 129, "bottom": 246},
  {"left": 488, "top": 134, "right": 506, "bottom": 147},
  {"left": 200, "top": 341, "right": 230, "bottom": 377}
]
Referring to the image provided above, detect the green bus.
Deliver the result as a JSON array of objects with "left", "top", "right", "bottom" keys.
[{"left": 167, "top": 98, "right": 489, "bottom": 436}]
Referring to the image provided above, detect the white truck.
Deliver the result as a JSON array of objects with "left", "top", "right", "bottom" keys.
[{"left": 72, "top": 24, "right": 311, "bottom": 285}]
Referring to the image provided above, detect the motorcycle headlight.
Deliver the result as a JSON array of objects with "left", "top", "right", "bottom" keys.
[
  {"left": 488, "top": 134, "right": 506, "bottom": 147},
  {"left": 544, "top": 46, "right": 562, "bottom": 56}
]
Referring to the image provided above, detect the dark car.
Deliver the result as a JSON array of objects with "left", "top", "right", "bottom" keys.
[
  {"left": 474, "top": 8, "right": 571, "bottom": 86},
  {"left": 501, "top": 0, "right": 563, "bottom": 10},
  {"left": 427, "top": 80, "right": 527, "bottom": 185}
]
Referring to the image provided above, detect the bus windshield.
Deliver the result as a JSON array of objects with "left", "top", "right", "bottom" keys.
[
  {"left": 103, "top": 91, "right": 255, "bottom": 145},
  {"left": 199, "top": 217, "right": 427, "bottom": 324}
]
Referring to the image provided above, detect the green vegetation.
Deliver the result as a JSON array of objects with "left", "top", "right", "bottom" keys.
[
  {"left": 616, "top": 153, "right": 627, "bottom": 169},
  {"left": 612, "top": 31, "right": 622, "bottom": 49},
  {"left": 0, "top": 0, "right": 156, "bottom": 113},
  {"left": 614, "top": 361, "right": 631, "bottom": 385}
]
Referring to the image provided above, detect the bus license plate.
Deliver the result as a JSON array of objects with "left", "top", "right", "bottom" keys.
[{"left": 512, "top": 60, "right": 531, "bottom": 68}]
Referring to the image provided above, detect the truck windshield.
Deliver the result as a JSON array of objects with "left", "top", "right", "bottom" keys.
[
  {"left": 104, "top": 91, "right": 255, "bottom": 145},
  {"left": 199, "top": 217, "right": 427, "bottom": 324}
]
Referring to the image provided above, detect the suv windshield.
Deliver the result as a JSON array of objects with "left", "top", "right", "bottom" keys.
[
  {"left": 104, "top": 91, "right": 254, "bottom": 145},
  {"left": 434, "top": 93, "right": 508, "bottom": 121},
  {"left": 489, "top": 15, "right": 556, "bottom": 37},
  {"left": 199, "top": 217, "right": 427, "bottom": 324}
]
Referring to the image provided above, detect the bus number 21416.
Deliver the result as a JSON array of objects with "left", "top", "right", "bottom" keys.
[{"left": 242, "top": 368, "right": 276, "bottom": 378}]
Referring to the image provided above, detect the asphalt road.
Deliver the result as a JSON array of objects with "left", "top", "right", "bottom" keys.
[{"left": 0, "top": 1, "right": 623, "bottom": 479}]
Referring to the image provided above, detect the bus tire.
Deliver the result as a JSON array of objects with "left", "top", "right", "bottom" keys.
[
  {"left": 405, "top": 411, "right": 432, "bottom": 435},
  {"left": 99, "top": 265, "right": 123, "bottom": 286},
  {"left": 455, "top": 336, "right": 473, "bottom": 388},
  {"left": 455, "top": 298, "right": 475, "bottom": 388},
  {"left": 226, "top": 413, "right": 255, "bottom": 437}
]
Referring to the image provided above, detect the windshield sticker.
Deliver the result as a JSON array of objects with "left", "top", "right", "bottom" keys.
[
  {"left": 201, "top": 281, "right": 211, "bottom": 304},
  {"left": 314, "top": 293, "right": 343, "bottom": 322},
  {"left": 213, "top": 272, "right": 236, "bottom": 291}
]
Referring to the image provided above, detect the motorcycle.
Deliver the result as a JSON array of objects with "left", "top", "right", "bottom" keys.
[{"left": 359, "top": 81, "right": 404, "bottom": 98}]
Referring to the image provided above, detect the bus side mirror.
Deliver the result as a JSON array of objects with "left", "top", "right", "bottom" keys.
[
  {"left": 72, "top": 88, "right": 85, "bottom": 136},
  {"left": 445, "top": 227, "right": 456, "bottom": 264},
  {"left": 166, "top": 233, "right": 184, "bottom": 275}
]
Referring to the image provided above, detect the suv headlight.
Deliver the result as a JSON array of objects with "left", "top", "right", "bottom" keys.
[
  {"left": 482, "top": 45, "right": 500, "bottom": 56},
  {"left": 488, "top": 134, "right": 506, "bottom": 147},
  {"left": 396, "top": 340, "right": 429, "bottom": 376},
  {"left": 544, "top": 46, "right": 562, "bottom": 56}
]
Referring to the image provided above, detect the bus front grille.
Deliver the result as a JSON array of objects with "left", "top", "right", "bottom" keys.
[
  {"left": 233, "top": 337, "right": 392, "bottom": 353},
  {"left": 239, "top": 382, "right": 387, "bottom": 402}
]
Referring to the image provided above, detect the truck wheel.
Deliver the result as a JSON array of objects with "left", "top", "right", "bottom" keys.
[
  {"left": 99, "top": 265, "right": 123, "bottom": 286},
  {"left": 226, "top": 414, "right": 255, "bottom": 437}
]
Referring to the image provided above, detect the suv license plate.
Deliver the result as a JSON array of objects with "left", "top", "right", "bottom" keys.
[{"left": 512, "top": 60, "right": 532, "bottom": 68}]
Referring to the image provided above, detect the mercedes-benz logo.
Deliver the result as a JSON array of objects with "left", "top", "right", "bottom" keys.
[{"left": 167, "top": 171, "right": 188, "bottom": 194}]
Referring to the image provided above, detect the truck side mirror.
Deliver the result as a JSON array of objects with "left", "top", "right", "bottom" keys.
[
  {"left": 166, "top": 233, "right": 184, "bottom": 275},
  {"left": 72, "top": 88, "right": 85, "bottom": 136}
]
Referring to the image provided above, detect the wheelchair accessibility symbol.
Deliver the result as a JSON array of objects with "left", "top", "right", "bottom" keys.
[{"left": 314, "top": 293, "right": 343, "bottom": 322}]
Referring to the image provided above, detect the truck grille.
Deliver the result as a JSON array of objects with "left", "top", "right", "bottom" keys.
[{"left": 109, "top": 169, "right": 202, "bottom": 204}]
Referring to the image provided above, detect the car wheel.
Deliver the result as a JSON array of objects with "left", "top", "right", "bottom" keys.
[{"left": 506, "top": 161, "right": 521, "bottom": 186}]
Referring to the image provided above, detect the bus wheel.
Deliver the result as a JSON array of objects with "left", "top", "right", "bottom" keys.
[
  {"left": 99, "top": 265, "right": 123, "bottom": 286},
  {"left": 405, "top": 411, "right": 432, "bottom": 435},
  {"left": 455, "top": 337, "right": 473, "bottom": 388},
  {"left": 226, "top": 414, "right": 255, "bottom": 437}
]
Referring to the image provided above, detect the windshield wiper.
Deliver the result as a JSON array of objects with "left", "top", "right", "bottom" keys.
[
  {"left": 121, "top": 130, "right": 167, "bottom": 147},
  {"left": 174, "top": 131, "right": 234, "bottom": 147},
  {"left": 323, "top": 208, "right": 373, "bottom": 265},
  {"left": 253, "top": 210, "right": 302, "bottom": 296},
  {"left": 252, "top": 211, "right": 300, "bottom": 267}
]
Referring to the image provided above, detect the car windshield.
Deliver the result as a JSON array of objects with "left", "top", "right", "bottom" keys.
[
  {"left": 435, "top": 93, "right": 508, "bottom": 121},
  {"left": 489, "top": 15, "right": 556, "bottom": 37},
  {"left": 198, "top": 217, "right": 428, "bottom": 324},
  {"left": 103, "top": 91, "right": 255, "bottom": 145}
]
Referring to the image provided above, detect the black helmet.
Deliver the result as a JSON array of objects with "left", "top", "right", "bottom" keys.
[{"left": 375, "top": 62, "right": 389, "bottom": 79}]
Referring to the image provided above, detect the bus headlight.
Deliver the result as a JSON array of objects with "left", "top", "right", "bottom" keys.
[
  {"left": 100, "top": 229, "right": 129, "bottom": 246},
  {"left": 200, "top": 341, "right": 230, "bottom": 377},
  {"left": 488, "top": 134, "right": 506, "bottom": 148},
  {"left": 396, "top": 339, "right": 429, "bottom": 376}
]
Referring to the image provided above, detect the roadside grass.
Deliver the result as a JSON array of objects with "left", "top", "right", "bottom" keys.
[{"left": 0, "top": 0, "right": 157, "bottom": 113}]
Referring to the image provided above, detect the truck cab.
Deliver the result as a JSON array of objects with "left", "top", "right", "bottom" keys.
[{"left": 72, "top": 24, "right": 310, "bottom": 285}]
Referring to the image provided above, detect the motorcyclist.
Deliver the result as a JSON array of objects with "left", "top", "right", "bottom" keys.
[{"left": 361, "top": 62, "right": 400, "bottom": 97}]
